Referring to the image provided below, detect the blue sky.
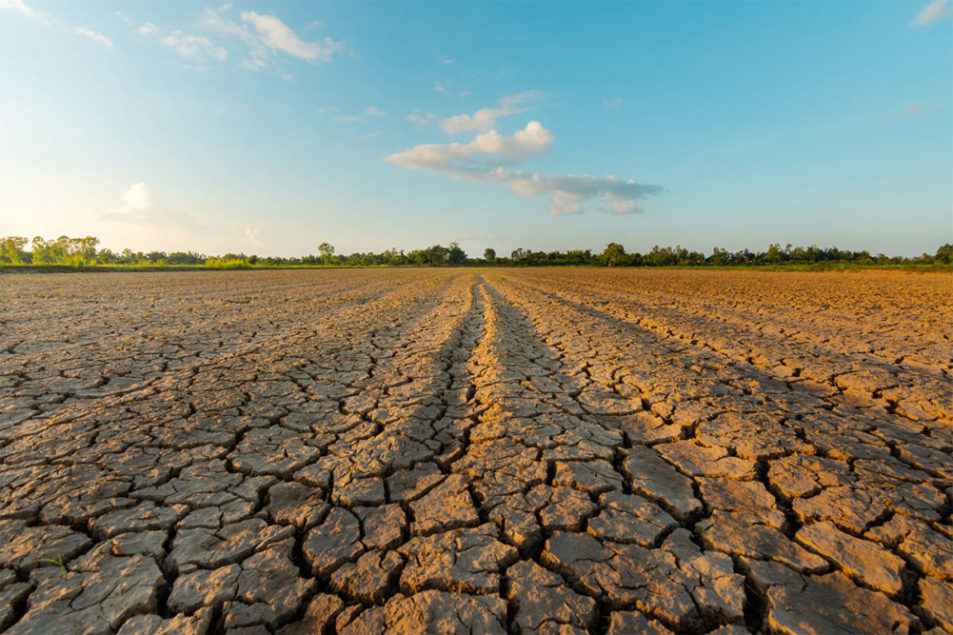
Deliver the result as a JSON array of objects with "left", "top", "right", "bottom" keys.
[{"left": 0, "top": 0, "right": 950, "bottom": 257}]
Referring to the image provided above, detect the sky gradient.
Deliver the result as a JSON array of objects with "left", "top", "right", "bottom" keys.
[{"left": 1, "top": 0, "right": 951, "bottom": 257}]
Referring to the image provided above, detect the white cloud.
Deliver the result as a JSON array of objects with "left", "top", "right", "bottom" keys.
[
  {"left": 548, "top": 191, "right": 584, "bottom": 216},
  {"left": 121, "top": 183, "right": 152, "bottom": 213},
  {"left": 334, "top": 115, "right": 361, "bottom": 123},
  {"left": 603, "top": 193, "right": 638, "bottom": 215},
  {"left": 603, "top": 97, "right": 623, "bottom": 110},
  {"left": 407, "top": 109, "right": 437, "bottom": 125},
  {"left": 440, "top": 92, "right": 541, "bottom": 135},
  {"left": 241, "top": 58, "right": 267, "bottom": 71},
  {"left": 0, "top": 0, "right": 37, "bottom": 17},
  {"left": 434, "top": 82, "right": 445, "bottom": 93},
  {"left": 139, "top": 22, "right": 159, "bottom": 36},
  {"left": 201, "top": 6, "right": 265, "bottom": 59},
  {"left": 364, "top": 105, "right": 386, "bottom": 117},
  {"left": 442, "top": 58, "right": 454, "bottom": 65},
  {"left": 162, "top": 31, "right": 228, "bottom": 65},
  {"left": 94, "top": 183, "right": 205, "bottom": 247},
  {"left": 386, "top": 120, "right": 554, "bottom": 172},
  {"left": 74, "top": 26, "right": 113, "bottom": 48},
  {"left": 912, "top": 0, "right": 950, "bottom": 25},
  {"left": 241, "top": 11, "right": 343, "bottom": 62},
  {"left": 386, "top": 114, "right": 661, "bottom": 216},
  {"left": 245, "top": 227, "right": 263, "bottom": 247}
]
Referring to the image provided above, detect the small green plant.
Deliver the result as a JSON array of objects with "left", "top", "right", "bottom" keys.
[{"left": 36, "top": 555, "right": 67, "bottom": 578}]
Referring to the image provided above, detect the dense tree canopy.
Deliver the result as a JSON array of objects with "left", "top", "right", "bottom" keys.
[{"left": 1, "top": 236, "right": 950, "bottom": 269}]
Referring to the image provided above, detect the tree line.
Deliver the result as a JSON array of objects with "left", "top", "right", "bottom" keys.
[{"left": 1, "top": 235, "right": 951, "bottom": 268}]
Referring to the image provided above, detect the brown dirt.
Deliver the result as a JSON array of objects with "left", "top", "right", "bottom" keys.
[{"left": 0, "top": 268, "right": 951, "bottom": 633}]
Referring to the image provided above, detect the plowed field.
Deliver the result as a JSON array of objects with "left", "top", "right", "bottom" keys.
[{"left": 1, "top": 268, "right": 951, "bottom": 633}]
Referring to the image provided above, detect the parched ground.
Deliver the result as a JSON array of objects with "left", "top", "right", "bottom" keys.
[{"left": 0, "top": 268, "right": 951, "bottom": 634}]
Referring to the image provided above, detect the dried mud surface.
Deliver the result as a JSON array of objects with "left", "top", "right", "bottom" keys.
[{"left": 0, "top": 268, "right": 951, "bottom": 634}]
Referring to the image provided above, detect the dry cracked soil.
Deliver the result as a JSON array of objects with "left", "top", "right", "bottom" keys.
[{"left": 0, "top": 268, "right": 951, "bottom": 634}]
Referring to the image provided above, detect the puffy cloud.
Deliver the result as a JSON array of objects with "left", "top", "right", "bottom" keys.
[
  {"left": 440, "top": 92, "right": 541, "bottom": 135},
  {"left": 386, "top": 119, "right": 661, "bottom": 216},
  {"left": 245, "top": 227, "right": 263, "bottom": 247},
  {"left": 912, "top": 0, "right": 950, "bottom": 25},
  {"left": 0, "top": 0, "right": 37, "bottom": 16},
  {"left": 121, "top": 183, "right": 152, "bottom": 213},
  {"left": 162, "top": 31, "right": 228, "bottom": 64},
  {"left": 241, "top": 11, "right": 343, "bottom": 62},
  {"left": 139, "top": 22, "right": 159, "bottom": 36},
  {"left": 74, "top": 26, "right": 113, "bottom": 48},
  {"left": 386, "top": 120, "right": 554, "bottom": 172}
]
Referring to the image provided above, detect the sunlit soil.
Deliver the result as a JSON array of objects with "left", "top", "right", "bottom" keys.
[{"left": 0, "top": 268, "right": 951, "bottom": 633}]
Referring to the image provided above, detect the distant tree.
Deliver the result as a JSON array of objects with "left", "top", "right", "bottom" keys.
[
  {"left": 318, "top": 242, "right": 335, "bottom": 265},
  {"left": 603, "top": 242, "right": 626, "bottom": 267},
  {"left": 0, "top": 236, "right": 28, "bottom": 264},
  {"left": 483, "top": 248, "right": 496, "bottom": 264},
  {"left": 448, "top": 242, "right": 467, "bottom": 265},
  {"left": 936, "top": 244, "right": 953, "bottom": 265},
  {"left": 710, "top": 247, "right": 729, "bottom": 266},
  {"left": 426, "top": 244, "right": 449, "bottom": 266}
]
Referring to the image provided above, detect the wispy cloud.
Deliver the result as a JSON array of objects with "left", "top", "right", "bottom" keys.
[
  {"left": 162, "top": 31, "right": 228, "bottom": 67},
  {"left": 887, "top": 102, "right": 941, "bottom": 121},
  {"left": 0, "top": 0, "right": 39, "bottom": 17},
  {"left": 139, "top": 22, "right": 159, "bottom": 36},
  {"left": 508, "top": 173, "right": 661, "bottom": 215},
  {"left": 603, "top": 97, "right": 623, "bottom": 111},
  {"left": 241, "top": 11, "right": 344, "bottom": 62},
  {"left": 407, "top": 109, "right": 437, "bottom": 125},
  {"left": 197, "top": 6, "right": 345, "bottom": 75},
  {"left": 912, "top": 0, "right": 951, "bottom": 25},
  {"left": 892, "top": 103, "right": 924, "bottom": 120},
  {"left": 74, "top": 26, "right": 113, "bottom": 48},
  {"left": 364, "top": 106, "right": 386, "bottom": 117},
  {"left": 440, "top": 91, "right": 541, "bottom": 135}
]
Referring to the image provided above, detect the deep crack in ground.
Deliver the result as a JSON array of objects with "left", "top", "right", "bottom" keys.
[{"left": 0, "top": 268, "right": 951, "bottom": 634}]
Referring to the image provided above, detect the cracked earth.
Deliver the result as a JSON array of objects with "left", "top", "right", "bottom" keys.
[{"left": 1, "top": 268, "right": 951, "bottom": 634}]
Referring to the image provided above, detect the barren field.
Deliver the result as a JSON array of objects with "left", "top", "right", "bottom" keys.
[{"left": 1, "top": 268, "right": 951, "bottom": 634}]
